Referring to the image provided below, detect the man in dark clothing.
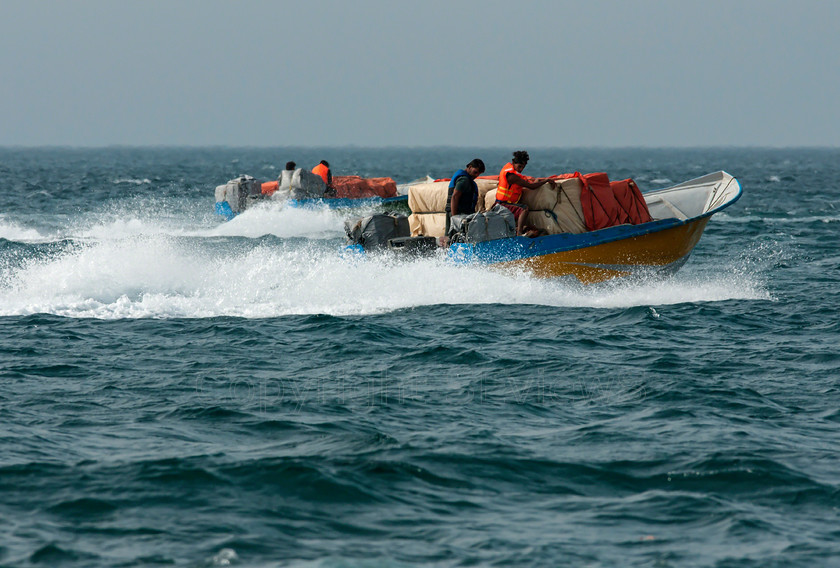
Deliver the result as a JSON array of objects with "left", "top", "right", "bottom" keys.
[{"left": 445, "top": 158, "right": 486, "bottom": 234}]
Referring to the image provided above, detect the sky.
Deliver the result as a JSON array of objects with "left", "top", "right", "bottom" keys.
[{"left": 1, "top": 0, "right": 838, "bottom": 147}]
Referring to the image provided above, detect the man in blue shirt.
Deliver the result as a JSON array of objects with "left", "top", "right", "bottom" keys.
[{"left": 445, "top": 158, "right": 486, "bottom": 234}]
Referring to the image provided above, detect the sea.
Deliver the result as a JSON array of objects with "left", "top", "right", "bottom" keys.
[{"left": 0, "top": 147, "right": 838, "bottom": 567}]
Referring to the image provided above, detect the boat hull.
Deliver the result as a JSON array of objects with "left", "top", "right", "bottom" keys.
[{"left": 493, "top": 217, "right": 710, "bottom": 284}]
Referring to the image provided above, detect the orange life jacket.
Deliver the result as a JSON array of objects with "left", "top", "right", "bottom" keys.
[
  {"left": 496, "top": 162, "right": 524, "bottom": 203},
  {"left": 312, "top": 163, "right": 330, "bottom": 184}
]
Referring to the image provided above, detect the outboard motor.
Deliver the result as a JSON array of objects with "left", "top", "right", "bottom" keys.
[
  {"left": 386, "top": 236, "right": 438, "bottom": 256},
  {"left": 214, "top": 175, "right": 263, "bottom": 219},
  {"left": 344, "top": 213, "right": 411, "bottom": 251}
]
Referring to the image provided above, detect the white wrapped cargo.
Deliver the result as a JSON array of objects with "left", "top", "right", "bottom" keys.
[
  {"left": 523, "top": 177, "right": 586, "bottom": 235},
  {"left": 409, "top": 212, "right": 447, "bottom": 238},
  {"left": 275, "top": 168, "right": 326, "bottom": 201},
  {"left": 485, "top": 178, "right": 587, "bottom": 235},
  {"left": 408, "top": 178, "right": 498, "bottom": 238}
]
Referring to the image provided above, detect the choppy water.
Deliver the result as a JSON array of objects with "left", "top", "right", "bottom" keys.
[{"left": 0, "top": 147, "right": 838, "bottom": 567}]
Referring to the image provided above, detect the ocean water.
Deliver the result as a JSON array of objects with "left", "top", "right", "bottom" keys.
[{"left": 0, "top": 147, "right": 838, "bottom": 567}]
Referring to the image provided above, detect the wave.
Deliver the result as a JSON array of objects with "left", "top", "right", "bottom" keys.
[
  {"left": 711, "top": 212, "right": 840, "bottom": 224},
  {"left": 0, "top": 201, "right": 360, "bottom": 244},
  {"left": 0, "top": 232, "right": 769, "bottom": 319},
  {"left": 202, "top": 202, "right": 349, "bottom": 240},
  {"left": 0, "top": 218, "right": 48, "bottom": 242}
]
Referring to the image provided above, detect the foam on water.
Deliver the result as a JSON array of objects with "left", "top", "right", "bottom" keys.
[
  {"left": 0, "top": 232, "right": 769, "bottom": 319},
  {"left": 204, "top": 202, "right": 348, "bottom": 239},
  {"left": 705, "top": 212, "right": 840, "bottom": 225},
  {"left": 78, "top": 217, "right": 183, "bottom": 240},
  {"left": 0, "top": 218, "right": 47, "bottom": 242},
  {"left": 8, "top": 199, "right": 358, "bottom": 243}
]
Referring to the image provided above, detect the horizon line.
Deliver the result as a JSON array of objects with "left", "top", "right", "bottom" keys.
[{"left": 1, "top": 144, "right": 838, "bottom": 151}]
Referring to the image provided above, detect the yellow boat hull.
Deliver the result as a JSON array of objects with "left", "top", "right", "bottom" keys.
[{"left": 493, "top": 217, "right": 711, "bottom": 284}]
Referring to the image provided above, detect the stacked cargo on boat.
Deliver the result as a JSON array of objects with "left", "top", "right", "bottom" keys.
[
  {"left": 407, "top": 178, "right": 499, "bottom": 237},
  {"left": 260, "top": 173, "right": 398, "bottom": 200},
  {"left": 487, "top": 176, "right": 588, "bottom": 235},
  {"left": 331, "top": 176, "right": 398, "bottom": 199},
  {"left": 406, "top": 172, "right": 652, "bottom": 239},
  {"left": 407, "top": 176, "right": 587, "bottom": 238}
]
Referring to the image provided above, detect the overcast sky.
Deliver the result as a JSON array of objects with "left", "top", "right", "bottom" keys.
[{"left": 1, "top": 0, "right": 838, "bottom": 147}]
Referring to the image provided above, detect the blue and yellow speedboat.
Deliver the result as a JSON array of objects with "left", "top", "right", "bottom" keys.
[{"left": 447, "top": 171, "right": 742, "bottom": 284}]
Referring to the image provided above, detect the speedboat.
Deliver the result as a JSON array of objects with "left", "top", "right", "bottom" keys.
[
  {"left": 347, "top": 171, "right": 742, "bottom": 285},
  {"left": 447, "top": 171, "right": 742, "bottom": 284},
  {"left": 214, "top": 173, "right": 408, "bottom": 221}
]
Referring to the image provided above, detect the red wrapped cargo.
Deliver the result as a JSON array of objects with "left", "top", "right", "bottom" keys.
[
  {"left": 332, "top": 176, "right": 398, "bottom": 199},
  {"left": 578, "top": 173, "right": 653, "bottom": 231}
]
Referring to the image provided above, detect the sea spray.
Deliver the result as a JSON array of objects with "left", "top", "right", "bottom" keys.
[{"left": 0, "top": 230, "right": 769, "bottom": 319}]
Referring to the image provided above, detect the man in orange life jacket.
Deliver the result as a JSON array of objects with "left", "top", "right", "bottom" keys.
[
  {"left": 495, "top": 150, "right": 555, "bottom": 236},
  {"left": 445, "top": 158, "right": 486, "bottom": 234},
  {"left": 311, "top": 160, "right": 335, "bottom": 196}
]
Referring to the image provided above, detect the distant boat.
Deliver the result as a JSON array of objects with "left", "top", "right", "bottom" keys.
[
  {"left": 447, "top": 171, "right": 742, "bottom": 284},
  {"left": 215, "top": 174, "right": 409, "bottom": 221}
]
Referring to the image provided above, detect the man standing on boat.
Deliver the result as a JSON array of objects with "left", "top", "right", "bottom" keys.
[
  {"left": 445, "top": 158, "right": 486, "bottom": 234},
  {"left": 496, "top": 150, "right": 555, "bottom": 236},
  {"left": 312, "top": 160, "right": 336, "bottom": 196}
]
